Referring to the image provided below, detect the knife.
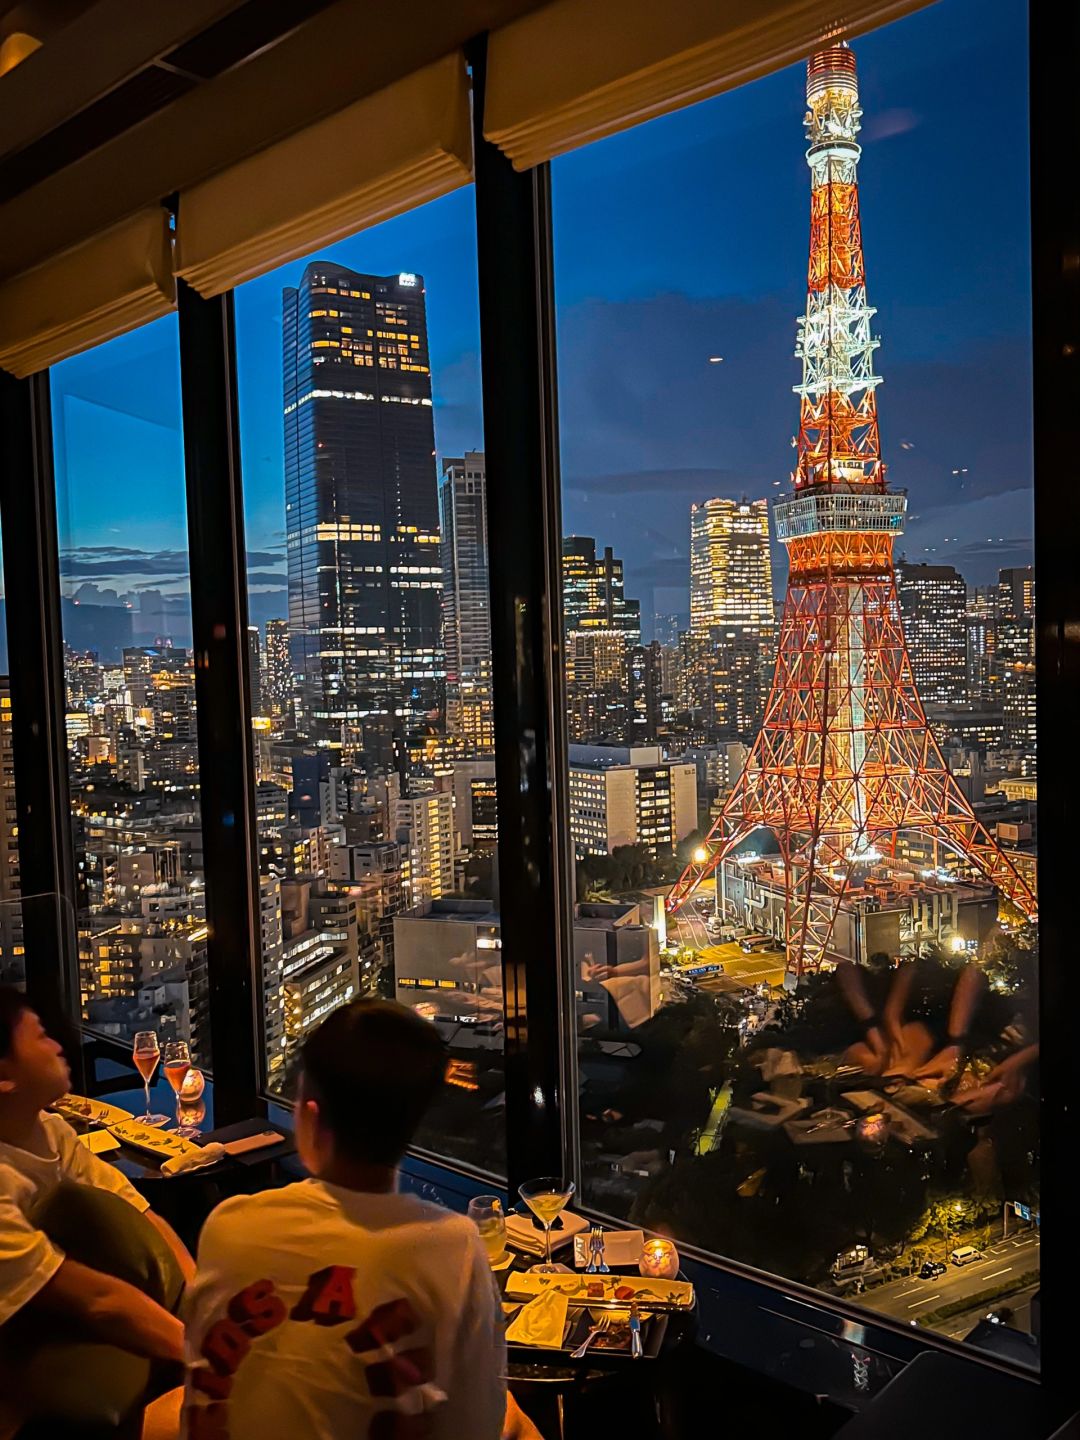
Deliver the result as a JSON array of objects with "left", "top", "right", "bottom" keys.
[{"left": 629, "top": 1301, "right": 643, "bottom": 1359}]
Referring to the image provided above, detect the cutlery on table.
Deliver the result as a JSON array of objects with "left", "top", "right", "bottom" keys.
[
  {"left": 629, "top": 1301, "right": 643, "bottom": 1359},
  {"left": 570, "top": 1312, "right": 611, "bottom": 1359}
]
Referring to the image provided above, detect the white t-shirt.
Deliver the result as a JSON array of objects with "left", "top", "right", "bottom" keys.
[
  {"left": 182, "top": 1179, "right": 506, "bottom": 1440},
  {"left": 0, "top": 1111, "right": 150, "bottom": 1327}
]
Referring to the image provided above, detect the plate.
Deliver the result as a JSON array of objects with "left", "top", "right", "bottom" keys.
[
  {"left": 54, "top": 1094, "right": 134, "bottom": 1128},
  {"left": 108, "top": 1118, "right": 202, "bottom": 1161},
  {"left": 505, "top": 1272, "right": 693, "bottom": 1310}
]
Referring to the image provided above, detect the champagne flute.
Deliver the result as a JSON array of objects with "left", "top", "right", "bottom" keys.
[
  {"left": 518, "top": 1176, "right": 576, "bottom": 1273},
  {"left": 132, "top": 1031, "right": 168, "bottom": 1126},
  {"left": 468, "top": 1195, "right": 507, "bottom": 1264},
  {"left": 162, "top": 1041, "right": 195, "bottom": 1136}
]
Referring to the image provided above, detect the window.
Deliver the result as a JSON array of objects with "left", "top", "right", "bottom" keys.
[
  {"left": 235, "top": 188, "right": 504, "bottom": 1177},
  {"left": 554, "top": 0, "right": 1039, "bottom": 1347},
  {"left": 51, "top": 317, "right": 211, "bottom": 1067}
]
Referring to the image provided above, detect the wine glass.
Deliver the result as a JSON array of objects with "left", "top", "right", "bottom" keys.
[
  {"left": 162, "top": 1041, "right": 196, "bottom": 1136},
  {"left": 468, "top": 1195, "right": 507, "bottom": 1264},
  {"left": 518, "top": 1176, "right": 576, "bottom": 1273},
  {"left": 132, "top": 1032, "right": 168, "bottom": 1126}
]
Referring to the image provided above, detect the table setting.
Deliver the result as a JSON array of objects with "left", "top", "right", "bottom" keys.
[{"left": 473, "top": 1176, "right": 697, "bottom": 1368}]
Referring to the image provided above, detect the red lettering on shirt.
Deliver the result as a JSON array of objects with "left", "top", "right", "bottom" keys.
[
  {"left": 290, "top": 1264, "right": 358, "bottom": 1324},
  {"left": 346, "top": 1297, "right": 419, "bottom": 1353},
  {"left": 201, "top": 1317, "right": 251, "bottom": 1375},
  {"left": 228, "top": 1278, "right": 287, "bottom": 1336},
  {"left": 365, "top": 1347, "right": 434, "bottom": 1398}
]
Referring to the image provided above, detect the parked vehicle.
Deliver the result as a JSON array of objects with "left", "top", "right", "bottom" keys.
[
  {"left": 950, "top": 1246, "right": 984, "bottom": 1266},
  {"left": 919, "top": 1261, "right": 946, "bottom": 1279}
]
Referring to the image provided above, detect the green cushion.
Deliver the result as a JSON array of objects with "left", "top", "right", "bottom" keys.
[{"left": 2, "top": 1181, "right": 184, "bottom": 1429}]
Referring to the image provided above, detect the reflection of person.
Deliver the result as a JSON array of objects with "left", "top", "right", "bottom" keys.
[
  {"left": 183, "top": 1000, "right": 531, "bottom": 1440},
  {"left": 838, "top": 959, "right": 984, "bottom": 1083},
  {"left": 955, "top": 1043, "right": 1039, "bottom": 1114}
]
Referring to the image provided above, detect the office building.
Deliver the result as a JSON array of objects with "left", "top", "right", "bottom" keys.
[
  {"left": 0, "top": 678, "right": 22, "bottom": 984},
  {"left": 567, "top": 744, "right": 697, "bottom": 858},
  {"left": 562, "top": 537, "right": 641, "bottom": 640},
  {"left": 393, "top": 788, "right": 455, "bottom": 902},
  {"left": 440, "top": 452, "right": 494, "bottom": 754},
  {"left": 246, "top": 625, "right": 263, "bottom": 714},
  {"left": 896, "top": 562, "right": 967, "bottom": 706},
  {"left": 997, "top": 567, "right": 1036, "bottom": 774},
  {"left": 283, "top": 262, "right": 443, "bottom": 754},
  {"left": 263, "top": 619, "right": 291, "bottom": 720},
  {"left": 689, "top": 497, "right": 773, "bottom": 637}
]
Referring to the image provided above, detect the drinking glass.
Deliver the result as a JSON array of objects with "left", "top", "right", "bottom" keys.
[
  {"left": 132, "top": 1032, "right": 168, "bottom": 1126},
  {"left": 162, "top": 1041, "right": 196, "bottom": 1136},
  {"left": 518, "top": 1176, "right": 576, "bottom": 1272},
  {"left": 468, "top": 1195, "right": 507, "bottom": 1264}
]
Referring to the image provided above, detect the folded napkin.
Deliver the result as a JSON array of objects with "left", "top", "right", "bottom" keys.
[
  {"left": 504, "top": 1290, "right": 569, "bottom": 1348},
  {"left": 161, "top": 1142, "right": 227, "bottom": 1176},
  {"left": 505, "top": 1209, "right": 589, "bottom": 1258},
  {"left": 572, "top": 1228, "right": 645, "bottom": 1269}
]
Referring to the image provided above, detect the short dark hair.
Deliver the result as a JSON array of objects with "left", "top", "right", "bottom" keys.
[
  {"left": 0, "top": 985, "right": 30, "bottom": 1062},
  {"left": 300, "top": 999, "right": 446, "bottom": 1165}
]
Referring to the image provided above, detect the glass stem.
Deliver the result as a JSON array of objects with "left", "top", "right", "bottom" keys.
[
  {"left": 545, "top": 1223, "right": 552, "bottom": 1268},
  {"left": 144, "top": 1078, "right": 151, "bottom": 1119}
]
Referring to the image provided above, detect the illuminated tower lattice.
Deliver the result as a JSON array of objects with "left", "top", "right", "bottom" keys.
[{"left": 668, "top": 44, "right": 1036, "bottom": 975}]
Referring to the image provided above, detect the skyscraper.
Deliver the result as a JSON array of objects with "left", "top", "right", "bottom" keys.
[
  {"left": 264, "top": 619, "right": 291, "bottom": 720},
  {"left": 689, "top": 497, "right": 774, "bottom": 638},
  {"left": 439, "top": 452, "right": 493, "bottom": 754},
  {"left": 0, "top": 678, "right": 22, "bottom": 985},
  {"left": 246, "top": 625, "right": 263, "bottom": 715},
  {"left": 561, "top": 538, "right": 641, "bottom": 640},
  {"left": 997, "top": 566, "right": 1036, "bottom": 774},
  {"left": 283, "top": 262, "right": 443, "bottom": 757},
  {"left": 896, "top": 562, "right": 967, "bottom": 706}
]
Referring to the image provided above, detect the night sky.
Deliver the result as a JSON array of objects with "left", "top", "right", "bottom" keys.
[{"left": 25, "top": 0, "right": 1032, "bottom": 645}]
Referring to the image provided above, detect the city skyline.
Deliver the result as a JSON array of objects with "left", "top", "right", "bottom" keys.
[{"left": 9, "top": 0, "right": 1031, "bottom": 643}]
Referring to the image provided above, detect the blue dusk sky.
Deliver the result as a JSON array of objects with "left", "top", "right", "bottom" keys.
[{"left": 29, "top": 0, "right": 1031, "bottom": 641}]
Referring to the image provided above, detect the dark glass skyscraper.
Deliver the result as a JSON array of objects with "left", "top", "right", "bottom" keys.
[{"left": 283, "top": 262, "right": 443, "bottom": 757}]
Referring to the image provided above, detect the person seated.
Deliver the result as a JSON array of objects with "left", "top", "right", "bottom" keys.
[
  {"left": 0, "top": 985, "right": 193, "bottom": 1437},
  {"left": 182, "top": 999, "right": 538, "bottom": 1440}
]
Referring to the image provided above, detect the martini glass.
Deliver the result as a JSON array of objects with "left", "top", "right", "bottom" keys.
[{"left": 518, "top": 1176, "right": 576, "bottom": 1273}]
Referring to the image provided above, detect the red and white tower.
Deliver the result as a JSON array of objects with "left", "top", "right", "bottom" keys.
[{"left": 668, "top": 43, "right": 1037, "bottom": 975}]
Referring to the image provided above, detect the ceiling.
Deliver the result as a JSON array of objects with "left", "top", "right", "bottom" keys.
[{"left": 0, "top": 0, "right": 547, "bottom": 282}]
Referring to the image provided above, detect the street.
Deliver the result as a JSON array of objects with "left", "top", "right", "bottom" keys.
[{"left": 859, "top": 1230, "right": 1040, "bottom": 1333}]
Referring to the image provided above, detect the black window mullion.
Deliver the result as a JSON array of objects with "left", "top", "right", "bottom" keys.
[
  {"left": 176, "top": 279, "right": 262, "bottom": 1125},
  {"left": 0, "top": 368, "right": 80, "bottom": 1039},
  {"left": 470, "top": 34, "right": 579, "bottom": 1193}
]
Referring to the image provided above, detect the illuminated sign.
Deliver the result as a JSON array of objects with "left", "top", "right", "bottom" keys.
[{"left": 398, "top": 272, "right": 418, "bottom": 287}]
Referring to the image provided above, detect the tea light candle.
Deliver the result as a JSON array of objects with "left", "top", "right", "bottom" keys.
[
  {"left": 638, "top": 1237, "right": 679, "bottom": 1280},
  {"left": 180, "top": 1067, "right": 205, "bottom": 1101}
]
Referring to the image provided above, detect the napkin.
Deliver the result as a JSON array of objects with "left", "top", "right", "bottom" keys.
[
  {"left": 504, "top": 1290, "right": 569, "bottom": 1348},
  {"left": 505, "top": 1209, "right": 589, "bottom": 1257},
  {"left": 572, "top": 1228, "right": 645, "bottom": 1269},
  {"left": 161, "top": 1142, "right": 227, "bottom": 1176}
]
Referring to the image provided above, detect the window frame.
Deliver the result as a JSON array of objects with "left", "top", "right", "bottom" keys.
[{"left": 0, "top": 2, "right": 1073, "bottom": 1410}]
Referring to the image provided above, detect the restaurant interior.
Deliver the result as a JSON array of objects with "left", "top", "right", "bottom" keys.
[{"left": 0, "top": 0, "right": 1076, "bottom": 1435}]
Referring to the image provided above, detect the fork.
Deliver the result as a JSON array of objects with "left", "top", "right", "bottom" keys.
[{"left": 570, "top": 1312, "right": 611, "bottom": 1359}]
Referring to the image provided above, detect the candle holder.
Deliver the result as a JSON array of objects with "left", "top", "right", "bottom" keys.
[
  {"left": 179, "top": 1067, "right": 205, "bottom": 1101},
  {"left": 638, "top": 1237, "right": 679, "bottom": 1280}
]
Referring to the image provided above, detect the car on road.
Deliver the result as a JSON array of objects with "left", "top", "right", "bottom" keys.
[
  {"left": 739, "top": 933, "right": 770, "bottom": 952},
  {"left": 919, "top": 1261, "right": 946, "bottom": 1279},
  {"left": 950, "top": 1246, "right": 984, "bottom": 1267}
]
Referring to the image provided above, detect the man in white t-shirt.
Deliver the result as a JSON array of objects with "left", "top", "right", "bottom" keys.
[
  {"left": 0, "top": 985, "right": 193, "bottom": 1434},
  {"left": 182, "top": 1000, "right": 532, "bottom": 1440}
]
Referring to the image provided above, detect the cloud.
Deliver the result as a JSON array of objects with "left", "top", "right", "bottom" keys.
[
  {"left": 863, "top": 107, "right": 921, "bottom": 142},
  {"left": 563, "top": 466, "right": 752, "bottom": 497}
]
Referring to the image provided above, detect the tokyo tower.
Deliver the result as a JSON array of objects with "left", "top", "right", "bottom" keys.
[{"left": 668, "top": 43, "right": 1037, "bottom": 976}]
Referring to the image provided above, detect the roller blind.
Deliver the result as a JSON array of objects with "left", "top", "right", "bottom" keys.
[
  {"left": 484, "top": 0, "right": 935, "bottom": 169},
  {"left": 176, "top": 52, "right": 473, "bottom": 298},
  {"left": 0, "top": 208, "right": 174, "bottom": 379}
]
